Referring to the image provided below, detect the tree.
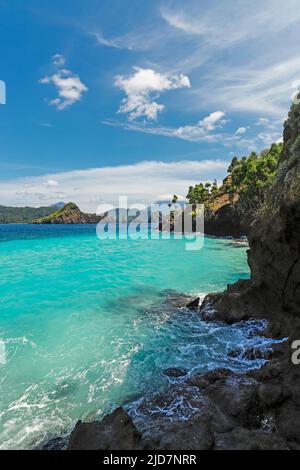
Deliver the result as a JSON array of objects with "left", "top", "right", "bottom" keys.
[
  {"left": 185, "top": 141, "right": 283, "bottom": 218},
  {"left": 227, "top": 156, "right": 239, "bottom": 173}
]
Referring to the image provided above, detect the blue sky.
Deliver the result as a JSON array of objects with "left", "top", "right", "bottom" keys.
[{"left": 1, "top": 0, "right": 300, "bottom": 209}]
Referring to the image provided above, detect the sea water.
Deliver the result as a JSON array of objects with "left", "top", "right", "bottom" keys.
[{"left": 0, "top": 224, "right": 273, "bottom": 449}]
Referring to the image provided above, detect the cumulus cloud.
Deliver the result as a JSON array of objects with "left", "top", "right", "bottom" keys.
[
  {"left": 0, "top": 160, "right": 229, "bottom": 211},
  {"left": 40, "top": 69, "right": 88, "bottom": 110},
  {"left": 236, "top": 127, "right": 246, "bottom": 135},
  {"left": 114, "top": 67, "right": 190, "bottom": 120},
  {"left": 174, "top": 111, "right": 226, "bottom": 140}
]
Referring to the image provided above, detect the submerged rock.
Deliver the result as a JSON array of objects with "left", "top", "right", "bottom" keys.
[
  {"left": 163, "top": 368, "right": 188, "bottom": 378},
  {"left": 228, "top": 346, "right": 274, "bottom": 361}
]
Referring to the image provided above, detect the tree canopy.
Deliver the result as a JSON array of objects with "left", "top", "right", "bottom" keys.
[{"left": 186, "top": 142, "right": 283, "bottom": 217}]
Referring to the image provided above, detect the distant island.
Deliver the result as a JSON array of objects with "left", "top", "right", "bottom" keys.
[
  {"left": 0, "top": 202, "right": 66, "bottom": 224},
  {"left": 0, "top": 142, "right": 283, "bottom": 235},
  {"left": 33, "top": 202, "right": 103, "bottom": 224}
]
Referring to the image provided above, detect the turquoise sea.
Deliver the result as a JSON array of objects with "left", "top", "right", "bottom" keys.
[{"left": 0, "top": 224, "right": 274, "bottom": 449}]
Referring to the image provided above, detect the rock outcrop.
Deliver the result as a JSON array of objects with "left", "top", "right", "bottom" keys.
[
  {"left": 202, "top": 98, "right": 300, "bottom": 335},
  {"left": 204, "top": 202, "right": 248, "bottom": 238},
  {"left": 67, "top": 408, "right": 143, "bottom": 450},
  {"left": 198, "top": 97, "right": 300, "bottom": 449},
  {"left": 160, "top": 185, "right": 248, "bottom": 238},
  {"left": 33, "top": 202, "right": 103, "bottom": 224}
]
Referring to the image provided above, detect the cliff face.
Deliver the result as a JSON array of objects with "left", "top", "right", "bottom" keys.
[
  {"left": 248, "top": 102, "right": 300, "bottom": 319},
  {"left": 202, "top": 98, "right": 300, "bottom": 334},
  {"left": 205, "top": 203, "right": 248, "bottom": 238},
  {"left": 204, "top": 190, "right": 248, "bottom": 238},
  {"left": 34, "top": 202, "right": 103, "bottom": 224}
]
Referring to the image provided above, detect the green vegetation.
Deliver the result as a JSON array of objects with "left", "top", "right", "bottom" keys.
[
  {"left": 186, "top": 142, "right": 283, "bottom": 218},
  {"left": 34, "top": 202, "right": 78, "bottom": 223},
  {"left": 225, "top": 143, "right": 283, "bottom": 214},
  {"left": 186, "top": 179, "right": 219, "bottom": 205},
  {"left": 0, "top": 203, "right": 64, "bottom": 224}
]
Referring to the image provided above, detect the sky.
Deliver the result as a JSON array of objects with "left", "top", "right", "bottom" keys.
[{"left": 1, "top": 0, "right": 300, "bottom": 210}]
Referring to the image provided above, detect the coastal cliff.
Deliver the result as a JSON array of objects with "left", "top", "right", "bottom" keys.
[{"left": 204, "top": 99, "right": 300, "bottom": 332}]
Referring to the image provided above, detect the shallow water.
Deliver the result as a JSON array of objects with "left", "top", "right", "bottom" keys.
[{"left": 0, "top": 224, "right": 273, "bottom": 449}]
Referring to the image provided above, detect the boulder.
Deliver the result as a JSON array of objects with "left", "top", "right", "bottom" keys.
[{"left": 67, "top": 408, "right": 143, "bottom": 450}]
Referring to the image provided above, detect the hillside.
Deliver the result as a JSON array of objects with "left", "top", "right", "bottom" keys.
[
  {"left": 163, "top": 142, "right": 283, "bottom": 237},
  {"left": 0, "top": 203, "right": 65, "bottom": 224},
  {"left": 33, "top": 202, "right": 103, "bottom": 224}
]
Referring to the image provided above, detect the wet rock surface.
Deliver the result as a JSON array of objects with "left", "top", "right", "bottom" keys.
[
  {"left": 163, "top": 368, "right": 188, "bottom": 378},
  {"left": 67, "top": 408, "right": 143, "bottom": 450},
  {"left": 186, "top": 297, "right": 200, "bottom": 310},
  {"left": 66, "top": 367, "right": 293, "bottom": 450}
]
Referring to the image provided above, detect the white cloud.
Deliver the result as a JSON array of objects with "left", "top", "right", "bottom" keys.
[
  {"left": 162, "top": 0, "right": 300, "bottom": 47},
  {"left": 104, "top": 110, "right": 249, "bottom": 147},
  {"left": 174, "top": 111, "right": 226, "bottom": 140},
  {"left": 92, "top": 31, "right": 121, "bottom": 49},
  {"left": 104, "top": 111, "right": 278, "bottom": 153},
  {"left": 199, "top": 111, "right": 225, "bottom": 131},
  {"left": 256, "top": 118, "right": 270, "bottom": 126},
  {"left": 52, "top": 54, "right": 65, "bottom": 66},
  {"left": 114, "top": 67, "right": 190, "bottom": 120},
  {"left": 43, "top": 179, "right": 59, "bottom": 188},
  {"left": 40, "top": 69, "right": 88, "bottom": 110},
  {"left": 254, "top": 117, "right": 283, "bottom": 146},
  {"left": 0, "top": 160, "right": 229, "bottom": 211},
  {"left": 157, "top": 1, "right": 300, "bottom": 117},
  {"left": 157, "top": 194, "right": 187, "bottom": 202}
]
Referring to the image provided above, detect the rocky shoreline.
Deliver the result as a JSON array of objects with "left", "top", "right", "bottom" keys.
[{"left": 43, "top": 293, "right": 292, "bottom": 451}]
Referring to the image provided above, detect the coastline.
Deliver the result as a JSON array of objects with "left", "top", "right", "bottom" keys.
[{"left": 45, "top": 96, "right": 300, "bottom": 451}]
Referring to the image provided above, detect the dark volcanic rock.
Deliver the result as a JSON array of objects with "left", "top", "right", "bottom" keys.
[
  {"left": 228, "top": 346, "right": 273, "bottom": 361},
  {"left": 42, "top": 436, "right": 68, "bottom": 450},
  {"left": 201, "top": 99, "right": 300, "bottom": 337},
  {"left": 186, "top": 297, "right": 200, "bottom": 310},
  {"left": 163, "top": 368, "right": 188, "bottom": 378},
  {"left": 204, "top": 203, "right": 248, "bottom": 238},
  {"left": 67, "top": 408, "right": 143, "bottom": 450},
  {"left": 198, "top": 96, "right": 300, "bottom": 450},
  {"left": 275, "top": 399, "right": 300, "bottom": 445},
  {"left": 214, "top": 427, "right": 287, "bottom": 450},
  {"left": 146, "top": 415, "right": 215, "bottom": 450}
]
